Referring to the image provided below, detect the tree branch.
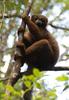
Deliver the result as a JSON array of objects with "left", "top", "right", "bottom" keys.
[
  {"left": 0, "top": 14, "right": 69, "bottom": 31},
  {"left": 0, "top": 13, "right": 21, "bottom": 19},
  {"left": 5, "top": 0, "right": 34, "bottom": 86},
  {"left": 49, "top": 23, "right": 69, "bottom": 31}
]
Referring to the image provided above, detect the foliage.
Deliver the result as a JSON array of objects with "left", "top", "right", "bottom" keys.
[
  {"left": 0, "top": 70, "right": 69, "bottom": 99},
  {"left": 56, "top": 74, "right": 69, "bottom": 81},
  {"left": 56, "top": 0, "right": 69, "bottom": 9}
]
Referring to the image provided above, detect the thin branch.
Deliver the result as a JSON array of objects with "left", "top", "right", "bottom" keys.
[
  {"left": 0, "top": 14, "right": 69, "bottom": 31},
  {"left": 0, "top": 13, "right": 21, "bottom": 19},
  {"left": 0, "top": 77, "right": 9, "bottom": 82},
  {"left": 48, "top": 9, "right": 69, "bottom": 31},
  {"left": 49, "top": 23, "right": 69, "bottom": 31},
  {"left": 49, "top": 9, "right": 64, "bottom": 24},
  {"left": 59, "top": 48, "right": 69, "bottom": 61}
]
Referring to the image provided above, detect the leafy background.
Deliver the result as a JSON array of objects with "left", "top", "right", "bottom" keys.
[{"left": 0, "top": 0, "right": 69, "bottom": 100}]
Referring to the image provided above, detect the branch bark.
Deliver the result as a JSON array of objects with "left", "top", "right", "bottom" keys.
[
  {"left": 0, "top": 13, "right": 21, "bottom": 19},
  {"left": 49, "top": 23, "right": 69, "bottom": 31},
  {"left": 5, "top": 0, "right": 34, "bottom": 86}
]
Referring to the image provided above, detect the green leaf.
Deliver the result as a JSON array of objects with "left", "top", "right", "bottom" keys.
[
  {"left": 24, "top": 80, "right": 31, "bottom": 88},
  {"left": 6, "top": 85, "right": 22, "bottom": 97},
  {"left": 47, "top": 89, "right": 56, "bottom": 98},
  {"left": 35, "top": 82, "right": 42, "bottom": 89},
  {"left": 26, "top": 75, "right": 35, "bottom": 82},
  {"left": 13, "top": 90, "right": 22, "bottom": 97},
  {"left": 6, "top": 85, "right": 14, "bottom": 93},
  {"left": 33, "top": 68, "right": 41, "bottom": 77},
  {"left": 23, "top": 0, "right": 28, "bottom": 6},
  {"left": 56, "top": 0, "right": 63, "bottom": 2},
  {"left": 0, "top": 82, "right": 5, "bottom": 93},
  {"left": 56, "top": 75, "right": 69, "bottom": 81}
]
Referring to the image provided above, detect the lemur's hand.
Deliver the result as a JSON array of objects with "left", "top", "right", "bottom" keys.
[{"left": 22, "top": 12, "right": 29, "bottom": 22}]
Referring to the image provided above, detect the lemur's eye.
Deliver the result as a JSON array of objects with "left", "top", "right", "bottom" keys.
[
  {"left": 41, "top": 18, "right": 45, "bottom": 23},
  {"left": 34, "top": 16, "right": 38, "bottom": 20},
  {"left": 31, "top": 15, "right": 38, "bottom": 21}
]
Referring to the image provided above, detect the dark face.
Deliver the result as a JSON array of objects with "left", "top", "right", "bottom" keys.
[{"left": 31, "top": 15, "right": 48, "bottom": 28}]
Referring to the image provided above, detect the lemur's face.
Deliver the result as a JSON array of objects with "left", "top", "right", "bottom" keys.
[{"left": 31, "top": 15, "right": 48, "bottom": 28}]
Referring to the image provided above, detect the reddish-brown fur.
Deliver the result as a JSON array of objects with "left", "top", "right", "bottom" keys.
[{"left": 16, "top": 15, "right": 59, "bottom": 71}]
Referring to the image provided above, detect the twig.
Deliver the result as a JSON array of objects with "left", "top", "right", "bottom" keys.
[
  {"left": 49, "top": 9, "right": 64, "bottom": 24},
  {"left": 49, "top": 23, "right": 69, "bottom": 31},
  {"left": 0, "top": 13, "right": 21, "bottom": 19},
  {"left": 0, "top": 77, "right": 9, "bottom": 82}
]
